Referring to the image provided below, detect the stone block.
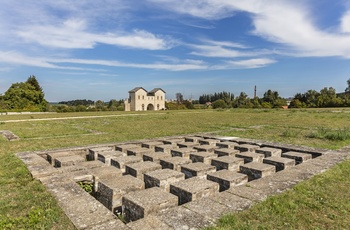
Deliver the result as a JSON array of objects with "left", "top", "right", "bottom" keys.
[
  {"left": 110, "top": 156, "right": 143, "bottom": 173},
  {"left": 235, "top": 151, "right": 265, "bottom": 163},
  {"left": 189, "top": 151, "right": 217, "bottom": 164},
  {"left": 155, "top": 144, "right": 178, "bottom": 154},
  {"left": 256, "top": 147, "right": 282, "bottom": 157},
  {"left": 127, "top": 215, "right": 172, "bottom": 230},
  {"left": 171, "top": 147, "right": 197, "bottom": 158},
  {"left": 240, "top": 162, "right": 276, "bottom": 181},
  {"left": 281, "top": 151, "right": 312, "bottom": 164},
  {"left": 123, "top": 187, "right": 178, "bottom": 222},
  {"left": 126, "top": 147, "right": 154, "bottom": 157},
  {"left": 89, "top": 218, "right": 129, "bottom": 230},
  {"left": 162, "top": 138, "right": 185, "bottom": 145},
  {"left": 216, "top": 141, "right": 238, "bottom": 149},
  {"left": 207, "top": 170, "right": 248, "bottom": 191},
  {"left": 160, "top": 157, "right": 192, "bottom": 171},
  {"left": 45, "top": 181, "right": 120, "bottom": 230},
  {"left": 54, "top": 155, "right": 85, "bottom": 168},
  {"left": 141, "top": 141, "right": 164, "bottom": 150},
  {"left": 144, "top": 169, "right": 185, "bottom": 191},
  {"left": 170, "top": 177, "right": 219, "bottom": 205},
  {"left": 226, "top": 185, "right": 269, "bottom": 202},
  {"left": 76, "top": 160, "right": 106, "bottom": 170},
  {"left": 27, "top": 161, "right": 59, "bottom": 179},
  {"left": 263, "top": 156, "right": 295, "bottom": 171},
  {"left": 47, "top": 151, "right": 71, "bottom": 165},
  {"left": 194, "top": 144, "right": 219, "bottom": 152},
  {"left": 198, "top": 138, "right": 220, "bottom": 146},
  {"left": 125, "top": 161, "right": 162, "bottom": 180},
  {"left": 184, "top": 136, "right": 203, "bottom": 143},
  {"left": 115, "top": 143, "right": 141, "bottom": 153},
  {"left": 143, "top": 152, "right": 172, "bottom": 164},
  {"left": 97, "top": 175, "right": 144, "bottom": 212},
  {"left": 97, "top": 151, "right": 124, "bottom": 165},
  {"left": 88, "top": 146, "right": 115, "bottom": 161},
  {"left": 185, "top": 197, "right": 230, "bottom": 221},
  {"left": 180, "top": 162, "right": 216, "bottom": 179},
  {"left": 177, "top": 141, "right": 200, "bottom": 148},
  {"left": 235, "top": 144, "right": 260, "bottom": 152},
  {"left": 158, "top": 206, "right": 213, "bottom": 230},
  {"left": 89, "top": 165, "right": 123, "bottom": 182},
  {"left": 88, "top": 165, "right": 123, "bottom": 191},
  {"left": 211, "top": 156, "right": 244, "bottom": 171},
  {"left": 214, "top": 148, "right": 240, "bottom": 157},
  {"left": 208, "top": 191, "right": 252, "bottom": 212}
]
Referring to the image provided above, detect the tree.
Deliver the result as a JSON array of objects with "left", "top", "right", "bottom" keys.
[
  {"left": 233, "top": 92, "right": 252, "bottom": 108},
  {"left": 4, "top": 82, "right": 47, "bottom": 111},
  {"left": 317, "top": 87, "right": 342, "bottom": 107},
  {"left": 176, "top": 93, "right": 183, "bottom": 104},
  {"left": 212, "top": 99, "right": 227, "bottom": 109},
  {"left": 26, "top": 75, "right": 43, "bottom": 93},
  {"left": 261, "top": 89, "right": 286, "bottom": 108},
  {"left": 345, "top": 78, "right": 350, "bottom": 93},
  {"left": 182, "top": 100, "right": 194, "bottom": 109},
  {"left": 107, "top": 99, "right": 119, "bottom": 111},
  {"left": 304, "top": 90, "right": 320, "bottom": 107},
  {"left": 95, "top": 100, "right": 106, "bottom": 111}
]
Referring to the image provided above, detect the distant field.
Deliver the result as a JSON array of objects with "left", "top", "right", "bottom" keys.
[{"left": 0, "top": 109, "right": 349, "bottom": 229}]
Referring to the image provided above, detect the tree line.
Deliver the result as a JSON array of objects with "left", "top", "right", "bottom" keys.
[
  {"left": 1, "top": 76, "right": 350, "bottom": 112},
  {"left": 195, "top": 90, "right": 287, "bottom": 109}
]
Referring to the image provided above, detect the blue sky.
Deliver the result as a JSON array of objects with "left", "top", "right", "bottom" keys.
[{"left": 1, "top": 0, "right": 350, "bottom": 102}]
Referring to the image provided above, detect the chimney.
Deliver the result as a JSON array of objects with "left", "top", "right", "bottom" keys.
[{"left": 254, "top": 85, "right": 257, "bottom": 98}]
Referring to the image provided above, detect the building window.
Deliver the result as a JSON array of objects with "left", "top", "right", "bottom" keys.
[
  {"left": 157, "top": 104, "right": 160, "bottom": 110},
  {"left": 142, "top": 104, "right": 145, "bottom": 111},
  {"left": 157, "top": 96, "right": 159, "bottom": 100},
  {"left": 161, "top": 96, "right": 163, "bottom": 100},
  {"left": 142, "top": 95, "right": 144, "bottom": 99},
  {"left": 138, "top": 95, "right": 140, "bottom": 100}
]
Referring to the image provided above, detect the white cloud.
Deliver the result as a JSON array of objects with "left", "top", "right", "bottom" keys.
[
  {"left": 226, "top": 58, "right": 276, "bottom": 69},
  {"left": 147, "top": 0, "right": 234, "bottom": 20},
  {"left": 341, "top": 11, "right": 350, "bottom": 33},
  {"left": 188, "top": 39, "right": 270, "bottom": 58},
  {"left": 202, "top": 39, "right": 248, "bottom": 49},
  {"left": 0, "top": 51, "right": 59, "bottom": 68},
  {"left": 190, "top": 44, "right": 245, "bottom": 58},
  {"left": 17, "top": 19, "right": 176, "bottom": 50},
  {"left": 149, "top": 0, "right": 350, "bottom": 58},
  {"left": 0, "top": 50, "right": 275, "bottom": 72}
]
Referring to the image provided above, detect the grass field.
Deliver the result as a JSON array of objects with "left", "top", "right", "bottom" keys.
[{"left": 0, "top": 109, "right": 349, "bottom": 229}]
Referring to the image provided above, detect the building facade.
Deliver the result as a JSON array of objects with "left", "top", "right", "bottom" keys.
[{"left": 124, "top": 87, "right": 166, "bottom": 111}]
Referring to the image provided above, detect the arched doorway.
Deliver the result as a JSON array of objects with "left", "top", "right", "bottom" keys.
[{"left": 147, "top": 104, "right": 154, "bottom": 111}]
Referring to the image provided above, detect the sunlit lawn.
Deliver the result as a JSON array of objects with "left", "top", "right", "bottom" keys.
[{"left": 0, "top": 108, "right": 349, "bottom": 229}]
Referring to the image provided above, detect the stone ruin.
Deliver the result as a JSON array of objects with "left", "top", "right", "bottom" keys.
[{"left": 17, "top": 134, "right": 349, "bottom": 229}]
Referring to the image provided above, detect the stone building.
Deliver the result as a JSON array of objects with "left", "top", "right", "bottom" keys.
[{"left": 124, "top": 87, "right": 166, "bottom": 111}]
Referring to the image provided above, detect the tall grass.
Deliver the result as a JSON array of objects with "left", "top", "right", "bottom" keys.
[{"left": 307, "top": 127, "right": 350, "bottom": 141}]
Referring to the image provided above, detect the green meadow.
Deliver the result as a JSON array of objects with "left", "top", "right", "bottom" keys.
[{"left": 0, "top": 109, "right": 349, "bottom": 229}]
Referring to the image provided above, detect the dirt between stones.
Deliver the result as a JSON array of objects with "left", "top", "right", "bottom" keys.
[{"left": 16, "top": 134, "right": 349, "bottom": 230}]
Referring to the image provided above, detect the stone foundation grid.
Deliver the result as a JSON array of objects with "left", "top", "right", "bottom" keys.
[{"left": 16, "top": 134, "right": 349, "bottom": 230}]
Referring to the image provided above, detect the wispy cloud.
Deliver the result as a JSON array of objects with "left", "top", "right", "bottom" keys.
[
  {"left": 188, "top": 39, "right": 272, "bottom": 60},
  {"left": 0, "top": 50, "right": 273, "bottom": 72},
  {"left": 17, "top": 19, "right": 176, "bottom": 50},
  {"left": 147, "top": 0, "right": 234, "bottom": 20},
  {"left": 149, "top": 0, "right": 350, "bottom": 58},
  {"left": 226, "top": 58, "right": 276, "bottom": 69}
]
